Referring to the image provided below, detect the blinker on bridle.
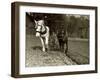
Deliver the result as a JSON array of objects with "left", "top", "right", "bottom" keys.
[{"left": 36, "top": 25, "right": 47, "bottom": 35}]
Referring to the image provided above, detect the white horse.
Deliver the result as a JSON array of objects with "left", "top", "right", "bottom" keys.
[{"left": 34, "top": 20, "right": 49, "bottom": 52}]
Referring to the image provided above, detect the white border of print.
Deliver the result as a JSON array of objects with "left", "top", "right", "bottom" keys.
[{"left": 19, "top": 6, "right": 95, "bottom": 75}]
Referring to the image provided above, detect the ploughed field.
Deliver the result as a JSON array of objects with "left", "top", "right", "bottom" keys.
[
  {"left": 25, "top": 34, "right": 89, "bottom": 67},
  {"left": 26, "top": 35, "right": 77, "bottom": 67}
]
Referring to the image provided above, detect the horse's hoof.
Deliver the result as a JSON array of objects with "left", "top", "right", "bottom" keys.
[{"left": 42, "top": 49, "right": 46, "bottom": 52}]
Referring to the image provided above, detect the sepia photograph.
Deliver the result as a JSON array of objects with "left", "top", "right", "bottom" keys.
[{"left": 25, "top": 13, "right": 89, "bottom": 67}]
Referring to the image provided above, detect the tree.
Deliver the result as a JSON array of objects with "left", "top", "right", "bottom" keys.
[{"left": 67, "top": 16, "right": 77, "bottom": 37}]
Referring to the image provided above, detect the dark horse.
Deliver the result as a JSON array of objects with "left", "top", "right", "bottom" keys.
[{"left": 57, "top": 30, "right": 68, "bottom": 54}]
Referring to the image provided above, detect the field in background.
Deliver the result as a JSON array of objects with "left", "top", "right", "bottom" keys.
[{"left": 68, "top": 38, "right": 89, "bottom": 64}]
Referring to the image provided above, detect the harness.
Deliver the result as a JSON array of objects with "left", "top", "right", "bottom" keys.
[{"left": 36, "top": 25, "right": 47, "bottom": 35}]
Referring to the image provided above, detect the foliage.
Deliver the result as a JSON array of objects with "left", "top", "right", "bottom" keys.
[{"left": 27, "top": 12, "right": 89, "bottom": 38}]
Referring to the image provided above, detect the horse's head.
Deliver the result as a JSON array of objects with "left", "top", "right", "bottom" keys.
[{"left": 34, "top": 20, "right": 44, "bottom": 37}]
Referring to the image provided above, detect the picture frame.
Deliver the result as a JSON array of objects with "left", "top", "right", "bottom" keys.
[{"left": 11, "top": 2, "right": 98, "bottom": 78}]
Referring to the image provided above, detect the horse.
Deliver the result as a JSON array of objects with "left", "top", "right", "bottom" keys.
[
  {"left": 57, "top": 30, "right": 68, "bottom": 53},
  {"left": 34, "top": 20, "right": 49, "bottom": 52}
]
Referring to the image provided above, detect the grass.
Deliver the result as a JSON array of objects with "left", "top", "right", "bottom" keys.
[{"left": 67, "top": 40, "right": 89, "bottom": 64}]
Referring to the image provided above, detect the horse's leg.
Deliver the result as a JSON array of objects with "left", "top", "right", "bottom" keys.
[
  {"left": 64, "top": 39, "right": 68, "bottom": 54},
  {"left": 61, "top": 42, "right": 64, "bottom": 51},
  {"left": 60, "top": 40, "right": 63, "bottom": 51},
  {"left": 45, "top": 37, "right": 49, "bottom": 51},
  {"left": 58, "top": 39, "right": 61, "bottom": 49},
  {"left": 40, "top": 37, "right": 45, "bottom": 52}
]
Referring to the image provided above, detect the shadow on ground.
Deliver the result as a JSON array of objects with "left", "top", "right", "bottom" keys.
[{"left": 32, "top": 46, "right": 42, "bottom": 51}]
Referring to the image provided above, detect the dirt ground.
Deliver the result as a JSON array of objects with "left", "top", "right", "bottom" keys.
[{"left": 25, "top": 35, "right": 77, "bottom": 67}]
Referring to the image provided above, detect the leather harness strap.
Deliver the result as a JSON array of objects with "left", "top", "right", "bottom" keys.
[{"left": 36, "top": 25, "right": 47, "bottom": 35}]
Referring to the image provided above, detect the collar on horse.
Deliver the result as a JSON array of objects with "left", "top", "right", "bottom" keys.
[{"left": 36, "top": 25, "right": 47, "bottom": 35}]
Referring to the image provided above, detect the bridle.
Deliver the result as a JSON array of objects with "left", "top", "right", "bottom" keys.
[{"left": 35, "top": 25, "right": 47, "bottom": 35}]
